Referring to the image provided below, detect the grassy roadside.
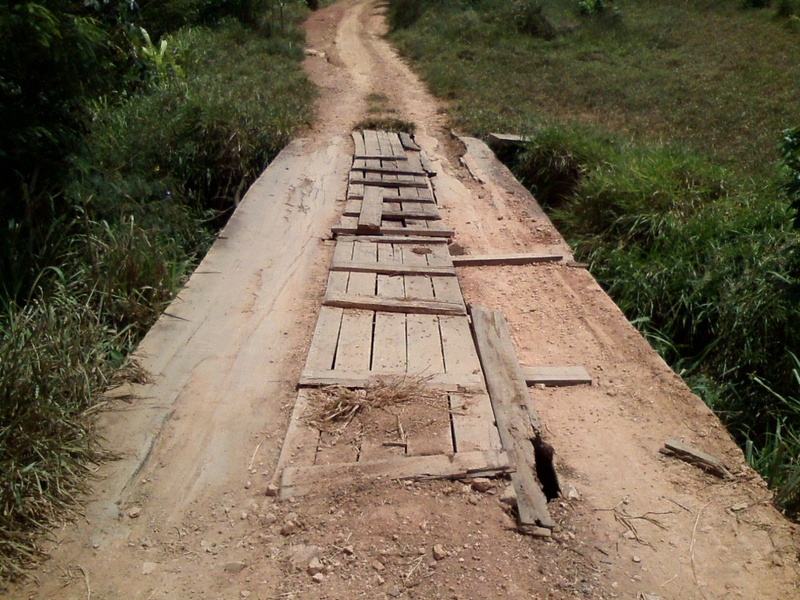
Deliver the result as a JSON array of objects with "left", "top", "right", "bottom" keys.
[
  {"left": 0, "top": 2, "right": 315, "bottom": 580},
  {"left": 387, "top": 0, "right": 800, "bottom": 516}
]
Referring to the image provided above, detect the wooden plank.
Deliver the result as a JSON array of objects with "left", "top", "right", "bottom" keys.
[
  {"left": 323, "top": 293, "right": 466, "bottom": 316},
  {"left": 451, "top": 253, "right": 563, "bottom": 267},
  {"left": 349, "top": 176, "right": 429, "bottom": 189},
  {"left": 470, "top": 305, "right": 556, "bottom": 530},
  {"left": 354, "top": 164, "right": 427, "bottom": 176},
  {"left": 520, "top": 365, "right": 592, "bottom": 387},
  {"left": 304, "top": 306, "right": 344, "bottom": 371},
  {"left": 358, "top": 187, "right": 384, "bottom": 232},
  {"left": 387, "top": 132, "right": 407, "bottom": 159},
  {"left": 331, "top": 261, "right": 455, "bottom": 277},
  {"left": 399, "top": 132, "right": 421, "bottom": 151},
  {"left": 376, "top": 130, "right": 393, "bottom": 157},
  {"left": 372, "top": 313, "right": 407, "bottom": 373},
  {"left": 420, "top": 150, "right": 436, "bottom": 176},
  {"left": 382, "top": 208, "right": 441, "bottom": 221},
  {"left": 376, "top": 242, "right": 405, "bottom": 296},
  {"left": 351, "top": 131, "right": 367, "bottom": 158},
  {"left": 406, "top": 314, "right": 444, "bottom": 374},
  {"left": 333, "top": 309, "right": 374, "bottom": 371},
  {"left": 348, "top": 187, "right": 434, "bottom": 202},
  {"left": 487, "top": 133, "right": 530, "bottom": 148},
  {"left": 332, "top": 225, "right": 454, "bottom": 238},
  {"left": 280, "top": 450, "right": 512, "bottom": 498},
  {"left": 326, "top": 270, "right": 349, "bottom": 295},
  {"left": 298, "top": 370, "right": 484, "bottom": 393},
  {"left": 269, "top": 390, "right": 320, "bottom": 486},
  {"left": 339, "top": 235, "right": 448, "bottom": 245},
  {"left": 660, "top": 439, "right": 734, "bottom": 480},
  {"left": 439, "top": 315, "right": 502, "bottom": 453},
  {"left": 372, "top": 243, "right": 407, "bottom": 375},
  {"left": 363, "top": 130, "right": 381, "bottom": 157}
]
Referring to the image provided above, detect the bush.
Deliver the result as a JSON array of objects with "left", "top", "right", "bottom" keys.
[
  {"left": 388, "top": 0, "right": 426, "bottom": 30},
  {"left": 512, "top": 0, "right": 557, "bottom": 39},
  {"left": 0, "top": 291, "right": 112, "bottom": 578}
]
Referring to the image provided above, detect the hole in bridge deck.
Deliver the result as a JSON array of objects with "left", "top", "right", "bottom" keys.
[{"left": 532, "top": 436, "right": 561, "bottom": 501}]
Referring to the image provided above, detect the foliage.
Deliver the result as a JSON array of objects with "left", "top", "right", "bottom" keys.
[
  {"left": 782, "top": 126, "right": 800, "bottom": 228},
  {"left": 0, "top": 0, "right": 314, "bottom": 579},
  {"left": 387, "top": 0, "right": 426, "bottom": 30},
  {"left": 512, "top": 0, "right": 557, "bottom": 39},
  {"left": 387, "top": 0, "right": 800, "bottom": 512}
]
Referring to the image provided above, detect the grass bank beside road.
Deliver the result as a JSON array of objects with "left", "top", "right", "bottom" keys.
[
  {"left": 388, "top": 0, "right": 800, "bottom": 516},
  {"left": 0, "top": 1, "right": 314, "bottom": 580}
]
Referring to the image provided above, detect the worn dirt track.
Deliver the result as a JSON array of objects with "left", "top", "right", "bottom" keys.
[{"left": 8, "top": 1, "right": 799, "bottom": 599}]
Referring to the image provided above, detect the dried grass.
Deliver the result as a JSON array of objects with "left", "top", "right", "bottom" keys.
[{"left": 306, "top": 375, "right": 444, "bottom": 433}]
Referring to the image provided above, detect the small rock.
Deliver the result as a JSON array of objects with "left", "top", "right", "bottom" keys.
[
  {"left": 265, "top": 484, "right": 279, "bottom": 497},
  {"left": 375, "top": 574, "right": 386, "bottom": 585},
  {"left": 262, "top": 512, "right": 277, "bottom": 525},
  {"left": 224, "top": 561, "right": 247, "bottom": 574},
  {"left": 531, "top": 527, "right": 552, "bottom": 538},
  {"left": 500, "top": 485, "right": 517, "bottom": 506},
  {"left": 371, "top": 560, "right": 386, "bottom": 572},
  {"left": 127, "top": 506, "right": 142, "bottom": 519},
  {"left": 244, "top": 480, "right": 251, "bottom": 490},
  {"left": 307, "top": 557, "right": 324, "bottom": 576},
  {"left": 280, "top": 521, "right": 298, "bottom": 536},
  {"left": 387, "top": 588, "right": 402, "bottom": 598},
  {"left": 730, "top": 501, "right": 749, "bottom": 512},
  {"left": 289, "top": 545, "right": 321, "bottom": 571},
  {"left": 468, "top": 495, "right": 479, "bottom": 505},
  {"left": 432, "top": 544, "right": 448, "bottom": 561},
  {"left": 240, "top": 511, "right": 248, "bottom": 520},
  {"left": 342, "top": 545, "right": 354, "bottom": 555},
  {"left": 141, "top": 562, "right": 157, "bottom": 575},
  {"left": 311, "top": 573, "right": 325, "bottom": 584},
  {"left": 632, "top": 555, "right": 642, "bottom": 563},
  {"left": 623, "top": 530, "right": 636, "bottom": 540},
  {"left": 241, "top": 591, "right": 251, "bottom": 599},
  {"left": 470, "top": 478, "right": 493, "bottom": 493},
  {"left": 566, "top": 486, "right": 581, "bottom": 501}
]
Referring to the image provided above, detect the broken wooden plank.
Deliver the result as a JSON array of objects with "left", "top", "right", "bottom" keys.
[
  {"left": 357, "top": 186, "right": 383, "bottom": 232},
  {"left": 332, "top": 225, "right": 454, "bottom": 238},
  {"left": 451, "top": 253, "right": 563, "bottom": 267},
  {"left": 470, "top": 305, "right": 556, "bottom": 530},
  {"left": 323, "top": 293, "right": 465, "bottom": 316},
  {"left": 280, "top": 450, "right": 512, "bottom": 498},
  {"left": 330, "top": 261, "right": 455, "bottom": 277},
  {"left": 349, "top": 176, "right": 429, "bottom": 189},
  {"left": 660, "top": 439, "right": 734, "bottom": 480},
  {"left": 521, "top": 366, "right": 592, "bottom": 387},
  {"left": 398, "top": 131, "right": 421, "bottom": 151},
  {"left": 420, "top": 150, "right": 437, "bottom": 176},
  {"left": 298, "top": 370, "right": 485, "bottom": 393},
  {"left": 487, "top": 132, "right": 531, "bottom": 148}
]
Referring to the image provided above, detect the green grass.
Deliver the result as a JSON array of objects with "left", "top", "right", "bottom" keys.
[
  {"left": 0, "top": 5, "right": 314, "bottom": 581},
  {"left": 388, "top": 0, "right": 800, "bottom": 515}
]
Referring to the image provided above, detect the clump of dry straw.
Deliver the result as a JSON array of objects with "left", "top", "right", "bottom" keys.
[{"left": 307, "top": 375, "right": 443, "bottom": 432}]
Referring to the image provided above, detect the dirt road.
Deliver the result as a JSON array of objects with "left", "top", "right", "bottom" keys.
[{"left": 9, "top": 1, "right": 799, "bottom": 598}]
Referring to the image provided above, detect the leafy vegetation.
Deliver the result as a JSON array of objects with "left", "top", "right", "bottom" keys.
[
  {"left": 0, "top": 0, "right": 314, "bottom": 579},
  {"left": 388, "top": 0, "right": 800, "bottom": 517}
]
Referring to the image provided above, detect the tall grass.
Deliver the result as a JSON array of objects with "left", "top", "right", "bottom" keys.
[
  {"left": 0, "top": 3, "right": 314, "bottom": 581},
  {"left": 387, "top": 0, "right": 800, "bottom": 514}
]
